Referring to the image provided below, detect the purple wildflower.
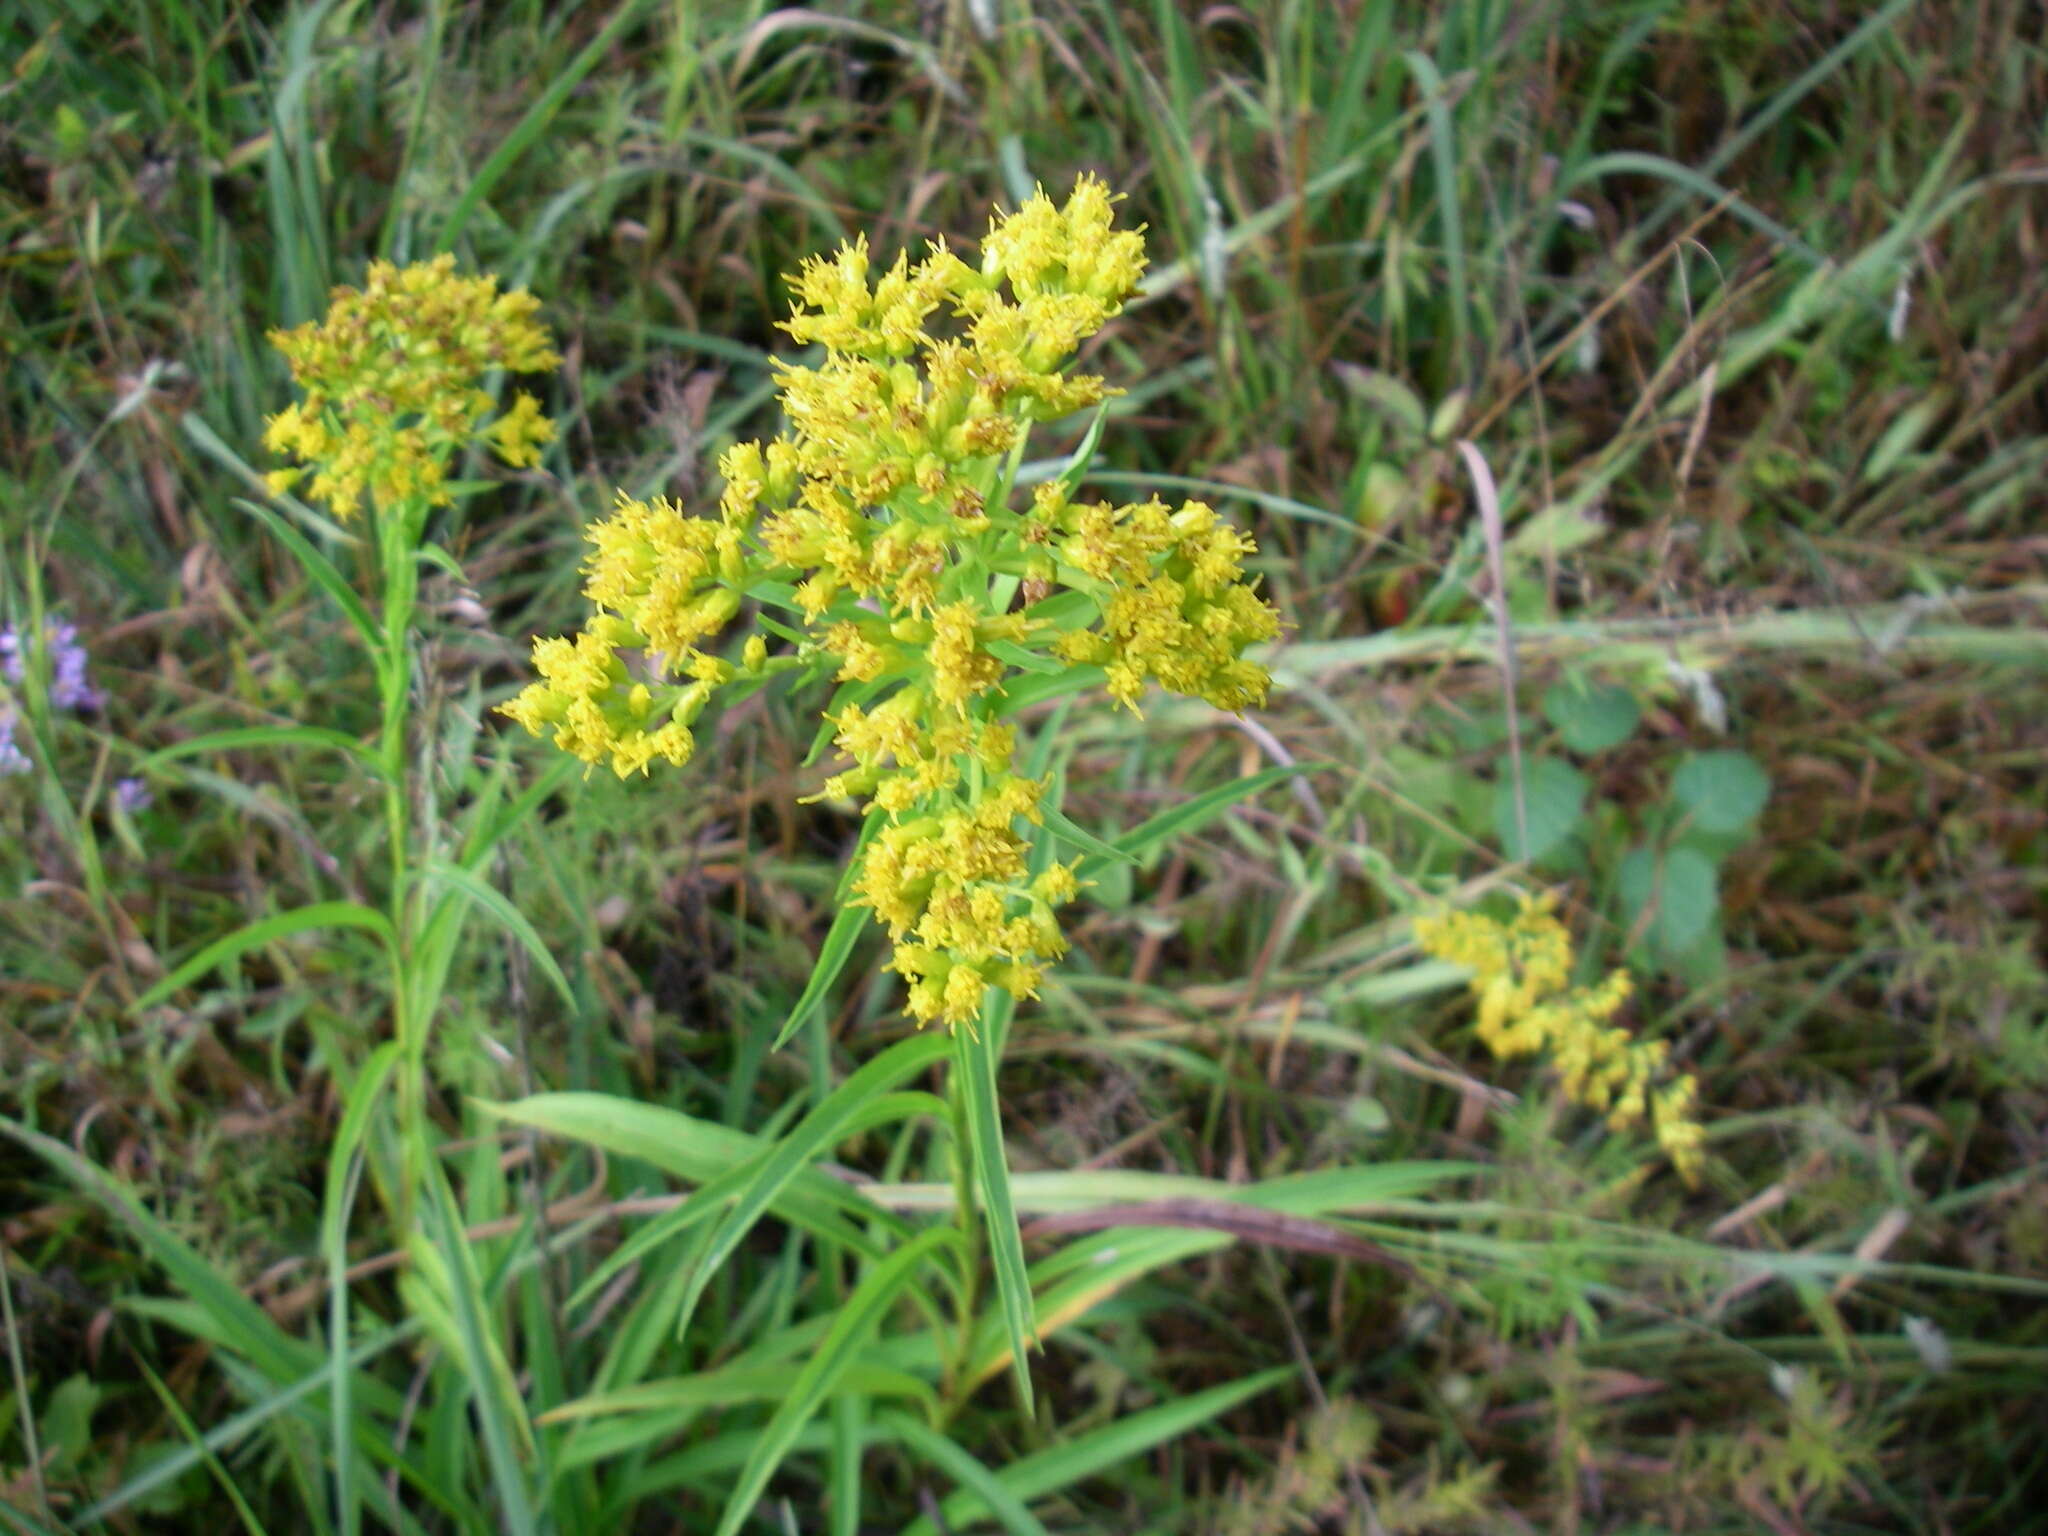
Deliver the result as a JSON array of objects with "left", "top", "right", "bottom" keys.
[
  {"left": 0, "top": 621, "right": 101, "bottom": 713},
  {"left": 0, "top": 706, "right": 29, "bottom": 777},
  {"left": 114, "top": 776, "right": 153, "bottom": 813}
]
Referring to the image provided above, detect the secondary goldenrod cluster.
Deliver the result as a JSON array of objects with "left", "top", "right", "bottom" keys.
[
  {"left": 263, "top": 254, "right": 560, "bottom": 519},
  {"left": 503, "top": 176, "right": 1282, "bottom": 1029},
  {"left": 1414, "top": 893, "right": 1704, "bottom": 1183}
]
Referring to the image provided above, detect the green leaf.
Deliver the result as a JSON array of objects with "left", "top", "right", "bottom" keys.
[
  {"left": 901, "top": 1369, "right": 1291, "bottom": 1536},
  {"left": 1492, "top": 756, "right": 1587, "bottom": 864},
  {"left": 1670, "top": 750, "right": 1771, "bottom": 834},
  {"left": 131, "top": 901, "right": 396, "bottom": 1016},
  {"left": 141, "top": 725, "right": 378, "bottom": 774},
  {"left": 220, "top": 490, "right": 382, "bottom": 663},
  {"left": 956, "top": 1019, "right": 1036, "bottom": 1412},
  {"left": 984, "top": 640, "right": 1065, "bottom": 675},
  {"left": 544, "top": 1361, "right": 934, "bottom": 1426},
  {"left": 1077, "top": 764, "right": 1302, "bottom": 877},
  {"left": 1039, "top": 801, "right": 1137, "bottom": 866},
  {"left": 417, "top": 859, "right": 575, "bottom": 1011},
  {"left": 882, "top": 1413, "right": 1054, "bottom": 1536},
  {"left": 713, "top": 1227, "right": 961, "bottom": 1536},
  {"left": 771, "top": 898, "right": 873, "bottom": 1050},
  {"left": 1618, "top": 844, "right": 1720, "bottom": 955},
  {"left": 476, "top": 1094, "right": 910, "bottom": 1257},
  {"left": 323, "top": 1042, "right": 401, "bottom": 1536},
  {"left": 421, "top": 1174, "right": 538, "bottom": 1536},
  {"left": 0, "top": 1119, "right": 310, "bottom": 1387},
  {"left": 670, "top": 1033, "right": 952, "bottom": 1341},
  {"left": 434, "top": 0, "right": 661, "bottom": 250},
  {"left": 1541, "top": 680, "right": 1641, "bottom": 754}
]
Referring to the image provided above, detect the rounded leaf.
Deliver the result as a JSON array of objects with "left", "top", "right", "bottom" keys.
[
  {"left": 1619, "top": 844, "right": 1720, "bottom": 955},
  {"left": 1542, "top": 680, "right": 1641, "bottom": 754},
  {"left": 1671, "top": 750, "right": 1770, "bottom": 834},
  {"left": 1492, "top": 756, "right": 1588, "bottom": 864}
]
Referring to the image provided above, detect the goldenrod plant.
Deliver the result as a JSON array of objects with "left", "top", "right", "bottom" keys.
[
  {"left": 492, "top": 178, "right": 1291, "bottom": 1476},
  {"left": 502, "top": 175, "right": 1279, "bottom": 1030}
]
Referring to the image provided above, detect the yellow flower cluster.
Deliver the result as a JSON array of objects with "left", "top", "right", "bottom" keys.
[
  {"left": 496, "top": 483, "right": 759, "bottom": 779},
  {"left": 503, "top": 176, "right": 1281, "bottom": 1031},
  {"left": 263, "top": 255, "right": 560, "bottom": 519},
  {"left": 1414, "top": 893, "right": 1704, "bottom": 1183}
]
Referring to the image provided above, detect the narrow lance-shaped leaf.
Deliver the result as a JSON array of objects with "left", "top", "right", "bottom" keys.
[
  {"left": 714, "top": 1227, "right": 962, "bottom": 1536},
  {"left": 956, "top": 1017, "right": 1036, "bottom": 1413}
]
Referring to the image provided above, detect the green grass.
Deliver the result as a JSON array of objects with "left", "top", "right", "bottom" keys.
[{"left": 4, "top": 1, "right": 2047, "bottom": 1532}]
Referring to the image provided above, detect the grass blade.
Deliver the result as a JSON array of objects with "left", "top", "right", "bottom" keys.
[
  {"left": 672, "top": 1032, "right": 951, "bottom": 1339},
  {"left": 901, "top": 1368, "right": 1292, "bottom": 1536},
  {"left": 435, "top": 0, "right": 659, "bottom": 251},
  {"left": 422, "top": 1171, "right": 538, "bottom": 1536},
  {"left": 419, "top": 859, "right": 575, "bottom": 1011},
  {"left": 0, "top": 1119, "right": 309, "bottom": 1385},
  {"left": 771, "top": 898, "right": 872, "bottom": 1050},
  {"left": 882, "top": 1412, "right": 1053, "bottom": 1536},
  {"left": 955, "top": 1019, "right": 1035, "bottom": 1412},
  {"left": 142, "top": 725, "right": 378, "bottom": 774},
  {"left": 1077, "top": 764, "right": 1303, "bottom": 877},
  {"left": 322, "top": 1042, "right": 400, "bottom": 1536},
  {"left": 713, "top": 1227, "right": 960, "bottom": 1536},
  {"left": 476, "top": 1094, "right": 911, "bottom": 1255},
  {"left": 131, "top": 901, "right": 397, "bottom": 1015}
]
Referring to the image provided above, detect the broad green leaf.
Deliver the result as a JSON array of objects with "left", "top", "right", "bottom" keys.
[
  {"left": 956, "top": 1020, "right": 1035, "bottom": 1412},
  {"left": 1670, "top": 750, "right": 1771, "bottom": 834},
  {"left": 1492, "top": 756, "right": 1587, "bottom": 864},
  {"left": 1618, "top": 844, "right": 1720, "bottom": 955},
  {"left": 1541, "top": 680, "right": 1641, "bottom": 754},
  {"left": 713, "top": 1228, "right": 961, "bottom": 1536},
  {"left": 131, "top": 901, "right": 396, "bottom": 1015}
]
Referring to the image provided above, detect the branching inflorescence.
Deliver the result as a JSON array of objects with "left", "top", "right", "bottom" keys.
[
  {"left": 1414, "top": 893, "right": 1704, "bottom": 1181},
  {"left": 262, "top": 254, "right": 560, "bottom": 520},
  {"left": 501, "top": 176, "right": 1281, "bottom": 1030}
]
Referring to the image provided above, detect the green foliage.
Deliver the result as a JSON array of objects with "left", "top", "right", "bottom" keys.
[{"left": 4, "top": 0, "right": 2045, "bottom": 1532}]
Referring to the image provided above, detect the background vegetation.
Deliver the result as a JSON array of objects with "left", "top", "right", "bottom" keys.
[{"left": 3, "top": 0, "right": 2045, "bottom": 1531}]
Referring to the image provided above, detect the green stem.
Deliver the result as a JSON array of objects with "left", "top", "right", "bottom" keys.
[{"left": 377, "top": 502, "right": 427, "bottom": 1228}]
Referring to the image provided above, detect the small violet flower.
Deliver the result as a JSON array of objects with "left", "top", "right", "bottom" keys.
[
  {"left": 0, "top": 706, "right": 30, "bottom": 777},
  {"left": 0, "top": 621, "right": 102, "bottom": 713},
  {"left": 114, "top": 776, "right": 153, "bottom": 814}
]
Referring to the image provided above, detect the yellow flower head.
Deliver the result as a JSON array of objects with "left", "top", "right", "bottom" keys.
[
  {"left": 1415, "top": 893, "right": 1705, "bottom": 1184},
  {"left": 504, "top": 178, "right": 1280, "bottom": 1030},
  {"left": 265, "top": 255, "right": 559, "bottom": 518}
]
